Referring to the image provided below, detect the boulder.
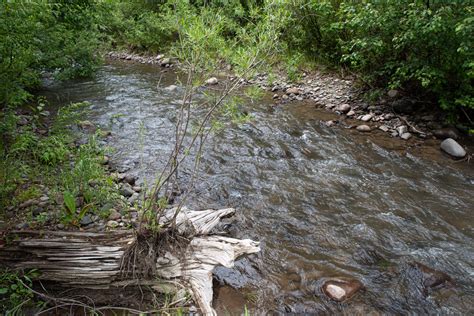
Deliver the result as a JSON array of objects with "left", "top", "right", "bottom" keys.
[
  {"left": 335, "top": 103, "right": 351, "bottom": 113},
  {"left": 322, "top": 278, "right": 364, "bottom": 302},
  {"left": 440, "top": 138, "right": 466, "bottom": 158},
  {"left": 356, "top": 125, "right": 371, "bottom": 132}
]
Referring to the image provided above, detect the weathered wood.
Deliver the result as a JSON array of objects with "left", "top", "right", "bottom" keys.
[{"left": 0, "top": 208, "right": 260, "bottom": 315}]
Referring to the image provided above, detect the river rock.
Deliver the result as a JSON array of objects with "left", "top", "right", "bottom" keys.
[
  {"left": 132, "top": 185, "right": 142, "bottom": 193},
  {"left": 106, "top": 220, "right": 119, "bottom": 228},
  {"left": 165, "top": 85, "right": 178, "bottom": 92},
  {"left": 19, "top": 199, "right": 38, "bottom": 209},
  {"left": 160, "top": 58, "right": 171, "bottom": 66},
  {"left": 433, "top": 127, "right": 460, "bottom": 140},
  {"left": 80, "top": 215, "right": 93, "bottom": 226},
  {"left": 356, "top": 125, "right": 371, "bottom": 132},
  {"left": 387, "top": 89, "right": 399, "bottom": 98},
  {"left": 335, "top": 103, "right": 351, "bottom": 113},
  {"left": 379, "top": 125, "right": 389, "bottom": 132},
  {"left": 361, "top": 114, "right": 373, "bottom": 122},
  {"left": 325, "top": 120, "right": 336, "bottom": 127},
  {"left": 120, "top": 183, "right": 134, "bottom": 197},
  {"left": 322, "top": 278, "right": 364, "bottom": 302},
  {"left": 123, "top": 174, "right": 136, "bottom": 185},
  {"left": 440, "top": 138, "right": 466, "bottom": 158},
  {"left": 108, "top": 209, "right": 121, "bottom": 221},
  {"left": 346, "top": 110, "right": 356, "bottom": 117},
  {"left": 401, "top": 132, "right": 412, "bottom": 140},
  {"left": 286, "top": 87, "right": 300, "bottom": 95},
  {"left": 396, "top": 125, "right": 407, "bottom": 136},
  {"left": 79, "top": 120, "right": 96, "bottom": 131},
  {"left": 205, "top": 77, "right": 218, "bottom": 85}
]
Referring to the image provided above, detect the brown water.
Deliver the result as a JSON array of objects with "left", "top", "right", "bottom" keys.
[{"left": 41, "top": 61, "right": 474, "bottom": 314}]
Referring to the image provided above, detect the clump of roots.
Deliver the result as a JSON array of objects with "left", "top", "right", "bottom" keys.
[{"left": 120, "top": 226, "right": 192, "bottom": 279}]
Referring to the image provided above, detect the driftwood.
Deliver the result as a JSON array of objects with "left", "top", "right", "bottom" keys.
[{"left": 0, "top": 208, "right": 260, "bottom": 315}]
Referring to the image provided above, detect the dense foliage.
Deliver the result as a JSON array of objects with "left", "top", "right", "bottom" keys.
[{"left": 1, "top": 0, "right": 472, "bottom": 116}]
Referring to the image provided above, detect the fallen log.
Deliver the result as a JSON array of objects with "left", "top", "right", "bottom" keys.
[{"left": 0, "top": 207, "right": 260, "bottom": 315}]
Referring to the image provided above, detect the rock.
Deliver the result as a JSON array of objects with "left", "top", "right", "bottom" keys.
[
  {"left": 79, "top": 120, "right": 96, "bottom": 131},
  {"left": 356, "top": 125, "right": 371, "bottom": 132},
  {"left": 384, "top": 113, "right": 395, "bottom": 120},
  {"left": 272, "top": 94, "right": 279, "bottom": 99},
  {"left": 32, "top": 207, "right": 43, "bottom": 216},
  {"left": 120, "top": 184, "right": 134, "bottom": 197},
  {"left": 401, "top": 132, "right": 412, "bottom": 140},
  {"left": 396, "top": 125, "right": 408, "bottom": 136},
  {"left": 412, "top": 262, "right": 452, "bottom": 288},
  {"left": 361, "top": 114, "right": 373, "bottom": 122},
  {"left": 160, "top": 58, "right": 171, "bottom": 66},
  {"left": 123, "top": 174, "right": 136, "bottom": 185},
  {"left": 39, "top": 196, "right": 49, "bottom": 202},
  {"left": 325, "top": 120, "right": 336, "bottom": 127},
  {"left": 156, "top": 54, "right": 164, "bottom": 60},
  {"left": 205, "top": 77, "right": 218, "bottom": 85},
  {"left": 80, "top": 215, "right": 93, "bottom": 226},
  {"left": 392, "top": 98, "right": 414, "bottom": 114},
  {"left": 271, "top": 86, "right": 279, "bottom": 92},
  {"left": 108, "top": 209, "right": 121, "bottom": 220},
  {"left": 387, "top": 89, "right": 399, "bottom": 98},
  {"left": 335, "top": 103, "right": 351, "bottom": 113},
  {"left": 16, "top": 222, "right": 29, "bottom": 230},
  {"left": 440, "top": 138, "right": 466, "bottom": 158},
  {"left": 57, "top": 223, "right": 65, "bottom": 230},
  {"left": 19, "top": 199, "right": 37, "bottom": 209},
  {"left": 132, "top": 186, "right": 142, "bottom": 193},
  {"left": 106, "top": 220, "right": 119, "bottom": 228},
  {"left": 281, "top": 94, "right": 289, "bottom": 100},
  {"left": 101, "top": 156, "right": 110, "bottom": 165},
  {"left": 128, "top": 192, "right": 139, "bottom": 205},
  {"left": 165, "top": 85, "right": 178, "bottom": 92},
  {"left": 346, "top": 110, "right": 356, "bottom": 117},
  {"left": 322, "top": 278, "right": 364, "bottom": 302},
  {"left": 286, "top": 87, "right": 300, "bottom": 95},
  {"left": 379, "top": 125, "right": 390, "bottom": 132},
  {"left": 433, "top": 127, "right": 461, "bottom": 140}
]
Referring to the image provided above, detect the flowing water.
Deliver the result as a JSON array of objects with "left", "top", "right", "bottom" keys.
[{"left": 42, "top": 61, "right": 474, "bottom": 314}]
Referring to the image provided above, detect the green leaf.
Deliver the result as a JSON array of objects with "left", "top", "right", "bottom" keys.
[{"left": 63, "top": 191, "right": 76, "bottom": 215}]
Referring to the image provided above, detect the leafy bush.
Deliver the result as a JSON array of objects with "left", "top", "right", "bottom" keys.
[{"left": 281, "top": 1, "right": 473, "bottom": 117}]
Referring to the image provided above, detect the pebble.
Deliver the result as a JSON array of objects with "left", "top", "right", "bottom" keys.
[
  {"left": 401, "top": 132, "right": 412, "bottom": 140},
  {"left": 286, "top": 87, "right": 300, "bottom": 95},
  {"left": 387, "top": 89, "right": 399, "bottom": 98},
  {"left": 19, "top": 199, "right": 37, "bottom": 209},
  {"left": 356, "top": 125, "right": 371, "bottom": 132},
  {"left": 106, "top": 220, "right": 119, "bottom": 228},
  {"left": 335, "top": 103, "right": 351, "bottom": 113},
  {"left": 108, "top": 209, "right": 122, "bottom": 220},
  {"left": 272, "top": 94, "right": 279, "bottom": 99},
  {"left": 160, "top": 58, "right": 171, "bottom": 66},
  {"left": 361, "top": 114, "right": 373, "bottom": 122},
  {"left": 123, "top": 174, "right": 136, "bottom": 185},
  {"left": 346, "top": 110, "right": 356, "bottom": 117},
  {"left": 80, "top": 215, "right": 93, "bottom": 226},
  {"left": 132, "top": 186, "right": 141, "bottom": 193},
  {"left": 120, "top": 184, "right": 134, "bottom": 198},
  {"left": 440, "top": 138, "right": 466, "bottom": 158},
  {"left": 205, "top": 77, "right": 218, "bottom": 85},
  {"left": 379, "top": 125, "right": 389, "bottom": 132}
]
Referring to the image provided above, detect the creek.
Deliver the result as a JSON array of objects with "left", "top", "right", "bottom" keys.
[{"left": 41, "top": 61, "right": 474, "bottom": 314}]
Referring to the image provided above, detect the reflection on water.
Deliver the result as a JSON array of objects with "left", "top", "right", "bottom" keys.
[{"left": 41, "top": 61, "right": 474, "bottom": 314}]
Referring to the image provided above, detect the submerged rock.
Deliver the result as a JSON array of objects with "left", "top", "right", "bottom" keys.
[
  {"left": 164, "top": 85, "right": 178, "bottom": 92},
  {"left": 412, "top": 262, "right": 453, "bottom": 289},
  {"left": 322, "top": 278, "right": 364, "bottom": 302},
  {"left": 440, "top": 138, "right": 466, "bottom": 158}
]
